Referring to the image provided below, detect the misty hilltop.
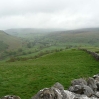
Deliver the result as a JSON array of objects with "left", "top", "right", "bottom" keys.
[{"left": 5, "top": 27, "right": 99, "bottom": 46}]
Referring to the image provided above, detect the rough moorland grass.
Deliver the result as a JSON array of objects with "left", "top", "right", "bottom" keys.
[{"left": 0, "top": 49, "right": 99, "bottom": 99}]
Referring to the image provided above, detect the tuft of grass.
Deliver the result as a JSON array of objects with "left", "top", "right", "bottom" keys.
[{"left": 0, "top": 49, "right": 99, "bottom": 99}]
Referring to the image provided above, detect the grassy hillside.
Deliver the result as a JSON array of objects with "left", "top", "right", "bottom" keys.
[
  {"left": 5, "top": 28, "right": 99, "bottom": 52},
  {"left": 0, "top": 49, "right": 99, "bottom": 99},
  {"left": 0, "top": 30, "right": 23, "bottom": 51},
  {"left": 3, "top": 28, "right": 99, "bottom": 61},
  {"left": 5, "top": 28, "right": 99, "bottom": 47},
  {"left": 41, "top": 28, "right": 99, "bottom": 46}
]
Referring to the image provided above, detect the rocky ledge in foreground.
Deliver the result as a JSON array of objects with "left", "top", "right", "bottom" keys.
[
  {"left": 1, "top": 74, "right": 99, "bottom": 99},
  {"left": 31, "top": 74, "right": 99, "bottom": 99},
  {"left": 0, "top": 95, "right": 21, "bottom": 99}
]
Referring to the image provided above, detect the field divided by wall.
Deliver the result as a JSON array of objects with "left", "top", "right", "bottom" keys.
[{"left": 0, "top": 49, "right": 99, "bottom": 99}]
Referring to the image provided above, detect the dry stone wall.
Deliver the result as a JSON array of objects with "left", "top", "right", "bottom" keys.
[{"left": 79, "top": 48, "right": 99, "bottom": 60}]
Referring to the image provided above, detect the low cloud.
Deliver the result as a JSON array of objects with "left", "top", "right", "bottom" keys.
[{"left": 0, "top": 0, "right": 99, "bottom": 30}]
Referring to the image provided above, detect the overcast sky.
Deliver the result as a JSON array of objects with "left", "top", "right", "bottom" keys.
[{"left": 0, "top": 0, "right": 99, "bottom": 30}]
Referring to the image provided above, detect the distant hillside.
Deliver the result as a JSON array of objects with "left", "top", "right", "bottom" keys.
[
  {"left": 5, "top": 28, "right": 64, "bottom": 39},
  {"left": 40, "top": 28, "right": 99, "bottom": 46},
  {"left": 5, "top": 28, "right": 99, "bottom": 47},
  {"left": 0, "top": 30, "right": 23, "bottom": 51},
  {"left": 1, "top": 27, "right": 99, "bottom": 61}
]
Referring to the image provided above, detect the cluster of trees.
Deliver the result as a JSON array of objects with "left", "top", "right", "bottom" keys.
[
  {"left": 26, "top": 41, "right": 54, "bottom": 49},
  {"left": 0, "top": 38, "right": 75, "bottom": 61},
  {"left": 0, "top": 48, "right": 25, "bottom": 60}
]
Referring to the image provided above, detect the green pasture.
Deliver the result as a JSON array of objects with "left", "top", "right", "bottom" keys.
[{"left": 0, "top": 49, "right": 99, "bottom": 99}]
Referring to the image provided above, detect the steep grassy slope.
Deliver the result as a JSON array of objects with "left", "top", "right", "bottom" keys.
[
  {"left": 0, "top": 49, "right": 99, "bottom": 99},
  {"left": 0, "top": 30, "right": 23, "bottom": 51}
]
